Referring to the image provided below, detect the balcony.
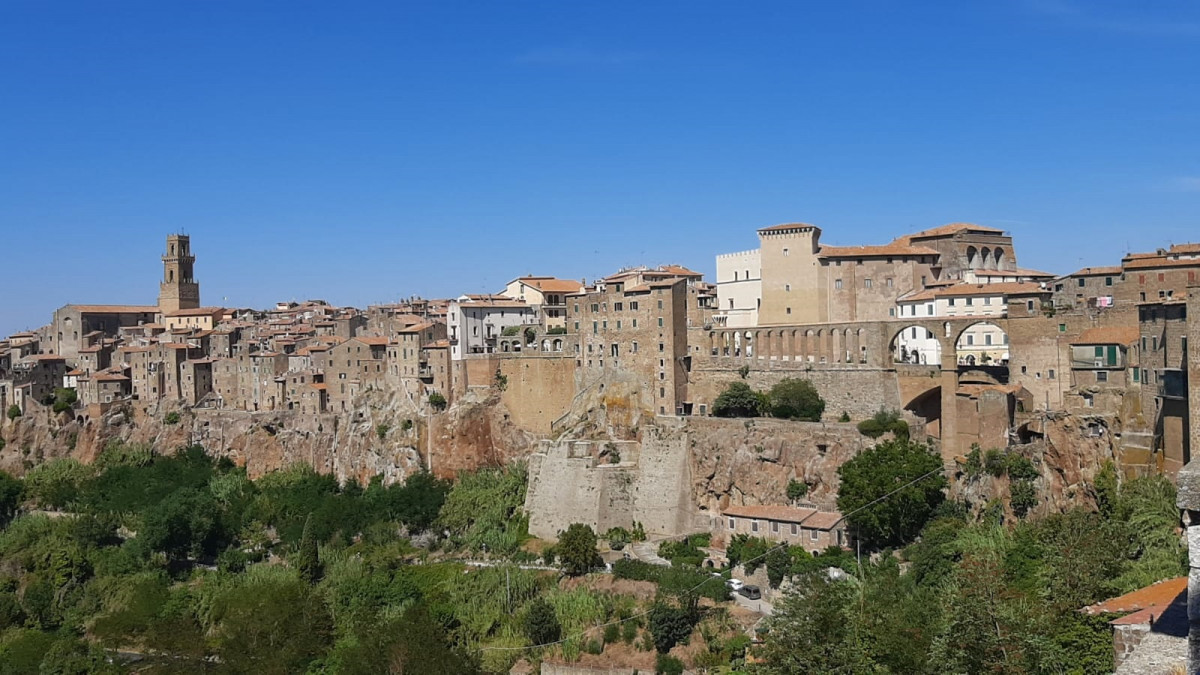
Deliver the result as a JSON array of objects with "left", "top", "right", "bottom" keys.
[
  {"left": 418, "top": 365, "right": 433, "bottom": 380},
  {"left": 1157, "top": 368, "right": 1186, "bottom": 400}
]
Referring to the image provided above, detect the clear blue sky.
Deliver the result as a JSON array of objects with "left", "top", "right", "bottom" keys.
[{"left": 2, "top": 1, "right": 1198, "bottom": 336}]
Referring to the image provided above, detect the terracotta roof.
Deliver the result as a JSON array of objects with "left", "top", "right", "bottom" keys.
[
  {"left": 357, "top": 337, "right": 390, "bottom": 347},
  {"left": 723, "top": 504, "right": 844, "bottom": 528},
  {"left": 68, "top": 304, "right": 158, "bottom": 314},
  {"left": 94, "top": 372, "right": 130, "bottom": 382},
  {"left": 1083, "top": 577, "right": 1186, "bottom": 616},
  {"left": 164, "top": 306, "right": 225, "bottom": 317},
  {"left": 425, "top": 339, "right": 450, "bottom": 348},
  {"left": 757, "top": 222, "right": 818, "bottom": 233},
  {"left": 516, "top": 277, "right": 585, "bottom": 294},
  {"left": 397, "top": 322, "right": 435, "bottom": 333},
  {"left": 933, "top": 281, "right": 1049, "bottom": 298},
  {"left": 25, "top": 354, "right": 65, "bottom": 361},
  {"left": 818, "top": 243, "right": 940, "bottom": 258},
  {"left": 904, "top": 222, "right": 1004, "bottom": 239},
  {"left": 1073, "top": 325, "right": 1140, "bottom": 345},
  {"left": 65, "top": 369, "right": 84, "bottom": 376},
  {"left": 457, "top": 299, "right": 532, "bottom": 309},
  {"left": 656, "top": 264, "right": 703, "bottom": 277},
  {"left": 1123, "top": 256, "right": 1200, "bottom": 271},
  {"left": 309, "top": 383, "right": 328, "bottom": 391},
  {"left": 1067, "top": 266, "right": 1123, "bottom": 277},
  {"left": 975, "top": 267, "right": 1055, "bottom": 279}
]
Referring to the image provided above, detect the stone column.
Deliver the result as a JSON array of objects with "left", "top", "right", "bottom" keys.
[{"left": 940, "top": 350, "right": 960, "bottom": 462}]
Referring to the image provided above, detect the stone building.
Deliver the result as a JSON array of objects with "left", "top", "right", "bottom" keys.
[
  {"left": 1139, "top": 298, "right": 1190, "bottom": 475},
  {"left": 568, "top": 276, "right": 691, "bottom": 416},
  {"left": 719, "top": 504, "right": 852, "bottom": 554},
  {"left": 447, "top": 296, "right": 539, "bottom": 360},
  {"left": 163, "top": 306, "right": 225, "bottom": 332},
  {"left": 158, "top": 234, "right": 201, "bottom": 314},
  {"left": 501, "top": 276, "right": 584, "bottom": 329},
  {"left": 720, "top": 222, "right": 1021, "bottom": 327}
]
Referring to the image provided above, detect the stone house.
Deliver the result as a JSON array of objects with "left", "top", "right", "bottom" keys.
[
  {"left": 447, "top": 296, "right": 539, "bottom": 360},
  {"left": 501, "top": 277, "right": 584, "bottom": 329},
  {"left": 719, "top": 504, "right": 852, "bottom": 555}
]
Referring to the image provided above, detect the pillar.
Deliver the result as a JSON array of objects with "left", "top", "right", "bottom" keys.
[{"left": 940, "top": 349, "right": 960, "bottom": 463}]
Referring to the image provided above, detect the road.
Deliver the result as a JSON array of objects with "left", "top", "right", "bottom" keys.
[{"left": 732, "top": 591, "right": 774, "bottom": 615}]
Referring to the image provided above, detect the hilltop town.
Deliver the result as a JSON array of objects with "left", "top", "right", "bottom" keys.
[{"left": 1, "top": 224, "right": 1198, "bottom": 671}]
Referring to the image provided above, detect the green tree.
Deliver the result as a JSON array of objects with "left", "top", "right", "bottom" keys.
[
  {"left": 766, "top": 545, "right": 790, "bottom": 588},
  {"left": 523, "top": 597, "right": 561, "bottom": 646},
  {"left": 767, "top": 378, "right": 825, "bottom": 421},
  {"left": 786, "top": 478, "right": 808, "bottom": 503},
  {"left": 428, "top": 392, "right": 447, "bottom": 411},
  {"left": 647, "top": 602, "right": 694, "bottom": 653},
  {"left": 138, "top": 487, "right": 227, "bottom": 560},
  {"left": 836, "top": 438, "right": 946, "bottom": 548},
  {"left": 557, "top": 523, "right": 600, "bottom": 576},
  {"left": 757, "top": 575, "right": 880, "bottom": 674},
  {"left": 6, "top": 404, "right": 21, "bottom": 420},
  {"left": 297, "top": 513, "right": 320, "bottom": 584},
  {"left": 711, "top": 381, "right": 764, "bottom": 418},
  {"left": 0, "top": 470, "right": 22, "bottom": 526}
]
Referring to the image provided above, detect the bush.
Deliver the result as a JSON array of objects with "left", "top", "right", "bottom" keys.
[
  {"left": 558, "top": 523, "right": 600, "bottom": 575},
  {"left": 856, "top": 409, "right": 909, "bottom": 439},
  {"left": 839, "top": 411, "right": 851, "bottom": 422},
  {"left": 546, "top": 326, "right": 567, "bottom": 335},
  {"left": 984, "top": 449, "right": 1006, "bottom": 477},
  {"left": 163, "top": 412, "right": 181, "bottom": 425},
  {"left": 655, "top": 653, "right": 685, "bottom": 675},
  {"left": 767, "top": 378, "right": 825, "bottom": 421},
  {"left": 524, "top": 597, "right": 561, "bottom": 646},
  {"left": 584, "top": 639, "right": 603, "bottom": 655},
  {"left": 787, "top": 479, "right": 808, "bottom": 502},
  {"left": 712, "top": 382, "right": 765, "bottom": 418},
  {"left": 1006, "top": 454, "right": 1039, "bottom": 482},
  {"left": 648, "top": 603, "right": 694, "bottom": 653},
  {"left": 428, "top": 392, "right": 447, "bottom": 411},
  {"left": 375, "top": 423, "right": 389, "bottom": 440},
  {"left": 6, "top": 405, "right": 21, "bottom": 420},
  {"left": 401, "top": 419, "right": 413, "bottom": 431},
  {"left": 603, "top": 622, "right": 620, "bottom": 644},
  {"left": 501, "top": 325, "right": 522, "bottom": 337},
  {"left": 1010, "top": 480, "right": 1037, "bottom": 518}
]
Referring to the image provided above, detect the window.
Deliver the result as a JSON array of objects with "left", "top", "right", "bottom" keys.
[
  {"left": 791, "top": 523, "right": 798, "bottom": 535},
  {"left": 889, "top": 308, "right": 895, "bottom": 317},
  {"left": 785, "top": 284, "right": 791, "bottom": 291},
  {"left": 657, "top": 300, "right": 663, "bottom": 309},
  {"left": 965, "top": 297, "right": 973, "bottom": 306},
  {"left": 984, "top": 297, "right": 991, "bottom": 305},
  {"left": 733, "top": 271, "right": 738, "bottom": 281},
  {"left": 614, "top": 302, "right": 623, "bottom": 311},
  {"left": 632, "top": 341, "right": 638, "bottom": 353},
  {"left": 1105, "top": 277, "right": 1113, "bottom": 286},
  {"left": 1078, "top": 278, "right": 1086, "bottom": 288},
  {"left": 1096, "top": 370, "right": 1108, "bottom": 383},
  {"left": 630, "top": 302, "right": 638, "bottom": 310},
  {"left": 1048, "top": 369, "right": 1055, "bottom": 380},
  {"left": 632, "top": 319, "right": 638, "bottom": 327},
  {"left": 810, "top": 529, "right": 819, "bottom": 541},
  {"left": 659, "top": 343, "right": 664, "bottom": 352},
  {"left": 786, "top": 307, "right": 792, "bottom": 315},
  {"left": 966, "top": 335, "right": 974, "bottom": 345},
  {"left": 948, "top": 298, "right": 955, "bottom": 306},
  {"left": 985, "top": 335, "right": 993, "bottom": 345},
  {"left": 1132, "top": 368, "right": 1140, "bottom": 383},
  {"left": 1059, "top": 323, "right": 1066, "bottom": 333},
  {"left": 616, "top": 321, "right": 621, "bottom": 329},
  {"left": 886, "top": 278, "right": 893, "bottom": 288},
  {"left": 657, "top": 318, "right": 664, "bottom": 327},
  {"left": 729, "top": 518, "right": 736, "bottom": 530},
  {"left": 592, "top": 322, "right": 598, "bottom": 334},
  {"left": 771, "top": 521, "right": 779, "bottom": 533},
  {"left": 835, "top": 279, "right": 843, "bottom": 290},
  {"left": 751, "top": 520, "right": 759, "bottom": 533},
  {"left": 783, "top": 247, "right": 789, "bottom": 256},
  {"left": 1140, "top": 292, "right": 1146, "bottom": 302},
  {"left": 864, "top": 278, "right": 872, "bottom": 289}
]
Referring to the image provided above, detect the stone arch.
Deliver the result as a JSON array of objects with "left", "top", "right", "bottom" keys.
[
  {"left": 993, "top": 247, "right": 1006, "bottom": 270},
  {"left": 856, "top": 328, "right": 868, "bottom": 364},
  {"left": 890, "top": 324, "right": 943, "bottom": 365},
  {"left": 805, "top": 329, "right": 816, "bottom": 362},
  {"left": 552, "top": 338, "right": 563, "bottom": 352},
  {"left": 980, "top": 246, "right": 992, "bottom": 270},
  {"left": 953, "top": 320, "right": 1009, "bottom": 366},
  {"left": 966, "top": 245, "right": 979, "bottom": 269}
]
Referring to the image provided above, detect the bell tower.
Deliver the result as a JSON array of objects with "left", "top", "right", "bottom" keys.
[{"left": 158, "top": 234, "right": 200, "bottom": 313}]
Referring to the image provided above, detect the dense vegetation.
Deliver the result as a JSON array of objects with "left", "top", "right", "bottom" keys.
[
  {"left": 0, "top": 444, "right": 757, "bottom": 673},
  {"left": 755, "top": 464, "right": 1186, "bottom": 674},
  {"left": 711, "top": 378, "right": 825, "bottom": 421}
]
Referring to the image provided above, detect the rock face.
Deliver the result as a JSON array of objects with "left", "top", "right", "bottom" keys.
[{"left": 0, "top": 388, "right": 538, "bottom": 487}]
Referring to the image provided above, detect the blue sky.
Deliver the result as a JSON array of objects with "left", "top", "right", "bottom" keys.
[{"left": 2, "top": 0, "right": 1198, "bottom": 336}]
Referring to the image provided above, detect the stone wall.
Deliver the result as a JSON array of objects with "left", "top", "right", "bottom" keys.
[
  {"left": 496, "top": 356, "right": 576, "bottom": 435},
  {"left": 689, "top": 362, "right": 901, "bottom": 420}
]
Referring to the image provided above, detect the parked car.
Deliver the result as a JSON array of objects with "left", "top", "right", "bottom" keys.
[
  {"left": 726, "top": 578, "right": 745, "bottom": 591},
  {"left": 738, "top": 585, "right": 762, "bottom": 600}
]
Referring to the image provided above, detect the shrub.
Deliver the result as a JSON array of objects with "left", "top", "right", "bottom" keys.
[
  {"left": 584, "top": 639, "right": 603, "bottom": 654},
  {"left": 163, "top": 412, "right": 181, "bottom": 425},
  {"left": 558, "top": 523, "right": 601, "bottom": 575},
  {"left": 524, "top": 597, "right": 561, "bottom": 646},
  {"left": 787, "top": 479, "right": 808, "bottom": 502},
  {"left": 738, "top": 365, "right": 750, "bottom": 379},
  {"left": 375, "top": 423, "right": 390, "bottom": 440},
  {"left": 501, "top": 325, "right": 521, "bottom": 337},
  {"left": 839, "top": 411, "right": 851, "bottom": 422},
  {"left": 401, "top": 419, "right": 413, "bottom": 431},
  {"left": 494, "top": 369, "right": 508, "bottom": 391},
  {"left": 767, "top": 378, "right": 825, "bottom": 421},
  {"left": 622, "top": 619, "right": 638, "bottom": 644},
  {"left": 856, "top": 409, "right": 908, "bottom": 439},
  {"left": 546, "top": 326, "right": 567, "bottom": 335},
  {"left": 984, "top": 449, "right": 1006, "bottom": 477},
  {"left": 655, "top": 653, "right": 685, "bottom": 675},
  {"left": 712, "top": 382, "right": 765, "bottom": 418},
  {"left": 7, "top": 405, "right": 21, "bottom": 421},
  {"left": 1010, "top": 480, "right": 1037, "bottom": 518},
  {"left": 603, "top": 622, "right": 620, "bottom": 644},
  {"left": 964, "top": 444, "right": 983, "bottom": 477},
  {"left": 1006, "top": 454, "right": 1039, "bottom": 482},
  {"left": 648, "top": 603, "right": 694, "bottom": 653},
  {"left": 428, "top": 392, "right": 447, "bottom": 411}
]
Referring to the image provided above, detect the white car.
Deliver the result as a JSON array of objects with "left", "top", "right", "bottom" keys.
[{"left": 726, "top": 578, "right": 744, "bottom": 591}]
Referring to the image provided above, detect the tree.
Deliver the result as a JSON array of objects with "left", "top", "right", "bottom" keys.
[
  {"left": 767, "top": 378, "right": 825, "bottom": 421},
  {"left": 836, "top": 438, "right": 946, "bottom": 548},
  {"left": 523, "top": 597, "right": 561, "bottom": 646},
  {"left": 711, "top": 381, "right": 764, "bottom": 418},
  {"left": 648, "top": 602, "right": 694, "bottom": 653},
  {"left": 786, "top": 479, "right": 808, "bottom": 503},
  {"left": 6, "top": 404, "right": 21, "bottom": 420},
  {"left": 428, "top": 392, "right": 447, "bottom": 411},
  {"left": 557, "top": 523, "right": 600, "bottom": 576},
  {"left": 766, "top": 545, "right": 790, "bottom": 588},
  {"left": 297, "top": 513, "right": 320, "bottom": 584},
  {"left": 0, "top": 470, "right": 22, "bottom": 526},
  {"left": 138, "top": 487, "right": 227, "bottom": 560},
  {"left": 756, "top": 575, "right": 879, "bottom": 674}
]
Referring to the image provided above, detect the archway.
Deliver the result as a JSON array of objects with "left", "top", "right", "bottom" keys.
[
  {"left": 905, "top": 387, "right": 942, "bottom": 439},
  {"left": 955, "top": 321, "right": 1008, "bottom": 366},
  {"left": 891, "top": 325, "right": 942, "bottom": 365}
]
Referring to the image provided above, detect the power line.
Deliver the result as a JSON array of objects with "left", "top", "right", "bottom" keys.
[{"left": 482, "top": 463, "right": 951, "bottom": 653}]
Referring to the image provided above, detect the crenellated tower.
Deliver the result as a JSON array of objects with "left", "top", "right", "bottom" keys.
[{"left": 158, "top": 234, "right": 200, "bottom": 313}]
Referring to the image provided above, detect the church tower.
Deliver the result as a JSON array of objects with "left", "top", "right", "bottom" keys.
[{"left": 158, "top": 234, "right": 200, "bottom": 313}]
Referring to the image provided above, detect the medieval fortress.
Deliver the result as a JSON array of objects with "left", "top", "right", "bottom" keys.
[{"left": 3, "top": 224, "right": 1199, "bottom": 542}]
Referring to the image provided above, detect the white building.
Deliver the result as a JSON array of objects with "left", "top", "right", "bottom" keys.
[
  {"left": 447, "top": 296, "right": 540, "bottom": 360},
  {"left": 892, "top": 282, "right": 1049, "bottom": 366},
  {"left": 715, "top": 249, "right": 761, "bottom": 328}
]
